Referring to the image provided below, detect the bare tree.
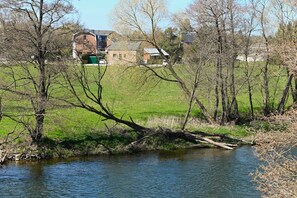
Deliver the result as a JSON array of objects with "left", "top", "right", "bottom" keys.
[
  {"left": 193, "top": 0, "right": 229, "bottom": 123},
  {"left": 270, "top": 0, "right": 297, "bottom": 113},
  {"left": 187, "top": 0, "right": 245, "bottom": 123},
  {"left": 57, "top": 62, "right": 244, "bottom": 150},
  {"left": 58, "top": 64, "right": 150, "bottom": 135},
  {"left": 112, "top": 0, "right": 296, "bottom": 126},
  {"left": 226, "top": 0, "right": 240, "bottom": 119},
  {"left": 251, "top": 0, "right": 275, "bottom": 115},
  {"left": 181, "top": 34, "right": 215, "bottom": 130},
  {"left": 0, "top": 0, "right": 76, "bottom": 145},
  {"left": 111, "top": 0, "right": 217, "bottom": 125},
  {"left": 238, "top": 2, "right": 260, "bottom": 119}
]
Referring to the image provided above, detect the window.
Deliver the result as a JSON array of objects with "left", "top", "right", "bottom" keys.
[
  {"left": 99, "top": 35, "right": 107, "bottom": 49},
  {"left": 83, "top": 34, "right": 87, "bottom": 40},
  {"left": 113, "top": 54, "right": 117, "bottom": 58},
  {"left": 119, "top": 54, "right": 122, "bottom": 60},
  {"left": 123, "top": 54, "right": 126, "bottom": 58}
]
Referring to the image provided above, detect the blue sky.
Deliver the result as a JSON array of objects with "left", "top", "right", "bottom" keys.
[{"left": 72, "top": 0, "right": 194, "bottom": 30}]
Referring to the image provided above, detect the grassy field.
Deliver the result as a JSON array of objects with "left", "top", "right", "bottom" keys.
[{"left": 0, "top": 63, "right": 291, "bottom": 143}]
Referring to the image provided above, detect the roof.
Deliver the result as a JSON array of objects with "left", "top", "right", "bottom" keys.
[
  {"left": 183, "top": 32, "right": 196, "bottom": 44},
  {"left": 79, "top": 29, "right": 114, "bottom": 36},
  {"left": 144, "top": 48, "right": 169, "bottom": 56},
  {"left": 108, "top": 41, "right": 142, "bottom": 51},
  {"left": 249, "top": 43, "right": 266, "bottom": 51}
]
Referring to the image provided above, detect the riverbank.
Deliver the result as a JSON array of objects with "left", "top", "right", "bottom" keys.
[
  {"left": 0, "top": 63, "right": 291, "bottom": 164},
  {"left": 2, "top": 123, "right": 255, "bottom": 163},
  {"left": 2, "top": 111, "right": 290, "bottom": 165}
]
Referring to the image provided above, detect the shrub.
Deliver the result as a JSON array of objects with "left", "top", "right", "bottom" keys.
[
  {"left": 81, "top": 54, "right": 89, "bottom": 64},
  {"left": 147, "top": 58, "right": 163, "bottom": 65}
]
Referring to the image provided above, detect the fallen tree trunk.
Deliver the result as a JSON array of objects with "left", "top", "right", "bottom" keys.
[
  {"left": 124, "top": 127, "right": 247, "bottom": 152},
  {"left": 0, "top": 150, "right": 7, "bottom": 166},
  {"left": 197, "top": 137, "right": 234, "bottom": 150},
  {"left": 60, "top": 65, "right": 248, "bottom": 153}
]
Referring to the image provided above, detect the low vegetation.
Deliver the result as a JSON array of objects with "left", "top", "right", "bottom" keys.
[
  {"left": 0, "top": 63, "right": 291, "bottom": 161},
  {"left": 253, "top": 109, "right": 297, "bottom": 197}
]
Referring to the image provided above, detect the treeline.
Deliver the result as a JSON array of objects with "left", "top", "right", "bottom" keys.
[{"left": 113, "top": 0, "right": 297, "bottom": 124}]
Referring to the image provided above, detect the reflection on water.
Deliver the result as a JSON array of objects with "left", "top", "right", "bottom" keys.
[{"left": 0, "top": 147, "right": 260, "bottom": 198}]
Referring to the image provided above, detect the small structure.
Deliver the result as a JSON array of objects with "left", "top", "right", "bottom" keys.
[
  {"left": 106, "top": 41, "right": 142, "bottom": 66},
  {"left": 182, "top": 32, "right": 196, "bottom": 45},
  {"left": 72, "top": 29, "right": 116, "bottom": 62},
  {"left": 143, "top": 48, "right": 169, "bottom": 65},
  {"left": 237, "top": 43, "right": 267, "bottom": 62}
]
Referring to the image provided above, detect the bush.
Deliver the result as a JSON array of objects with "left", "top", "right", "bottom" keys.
[
  {"left": 81, "top": 54, "right": 89, "bottom": 64},
  {"left": 147, "top": 58, "right": 163, "bottom": 65}
]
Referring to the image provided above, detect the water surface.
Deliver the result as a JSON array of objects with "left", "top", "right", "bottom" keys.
[{"left": 0, "top": 147, "right": 260, "bottom": 198}]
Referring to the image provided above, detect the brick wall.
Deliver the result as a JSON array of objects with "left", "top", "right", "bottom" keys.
[{"left": 73, "top": 33, "right": 97, "bottom": 58}]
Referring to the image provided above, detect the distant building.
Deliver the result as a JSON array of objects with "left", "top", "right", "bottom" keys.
[
  {"left": 106, "top": 41, "right": 142, "bottom": 66},
  {"left": 143, "top": 48, "right": 169, "bottom": 65},
  {"left": 72, "top": 29, "right": 116, "bottom": 60},
  {"left": 106, "top": 42, "right": 169, "bottom": 66},
  {"left": 237, "top": 43, "right": 267, "bottom": 62},
  {"left": 73, "top": 29, "right": 170, "bottom": 66},
  {"left": 182, "top": 32, "right": 196, "bottom": 45}
]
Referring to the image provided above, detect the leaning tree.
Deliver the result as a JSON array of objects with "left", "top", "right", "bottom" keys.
[
  {"left": 57, "top": 58, "right": 244, "bottom": 150},
  {"left": 55, "top": 0, "right": 246, "bottom": 150}
]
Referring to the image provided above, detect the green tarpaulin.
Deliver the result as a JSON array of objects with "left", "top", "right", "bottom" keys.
[{"left": 88, "top": 56, "right": 98, "bottom": 64}]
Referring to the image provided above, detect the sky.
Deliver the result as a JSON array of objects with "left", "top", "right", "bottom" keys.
[{"left": 72, "top": 0, "right": 194, "bottom": 30}]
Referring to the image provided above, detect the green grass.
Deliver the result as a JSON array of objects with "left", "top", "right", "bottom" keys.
[
  {"left": 197, "top": 125, "right": 250, "bottom": 138},
  {"left": 0, "top": 63, "right": 291, "bottom": 141}
]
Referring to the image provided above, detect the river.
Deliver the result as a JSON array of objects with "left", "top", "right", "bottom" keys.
[{"left": 0, "top": 146, "right": 260, "bottom": 198}]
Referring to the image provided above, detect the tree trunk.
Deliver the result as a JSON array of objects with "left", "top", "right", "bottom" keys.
[
  {"left": 125, "top": 128, "right": 244, "bottom": 151},
  {"left": 248, "top": 79, "right": 254, "bottom": 119},
  {"left": 214, "top": 79, "right": 219, "bottom": 121},
  {"left": 260, "top": 9, "right": 271, "bottom": 116},
  {"left": 263, "top": 55, "right": 270, "bottom": 115},
  {"left": 215, "top": 18, "right": 227, "bottom": 124},
  {"left": 276, "top": 73, "right": 293, "bottom": 114},
  {"left": 32, "top": 0, "right": 46, "bottom": 144},
  {"left": 181, "top": 88, "right": 195, "bottom": 130},
  {"left": 290, "top": 77, "right": 297, "bottom": 103},
  {"left": 0, "top": 97, "right": 2, "bottom": 121},
  {"left": 229, "top": 9, "right": 239, "bottom": 120},
  {"left": 33, "top": 51, "right": 47, "bottom": 144},
  {"left": 0, "top": 150, "right": 7, "bottom": 165},
  {"left": 167, "top": 66, "right": 217, "bottom": 125}
]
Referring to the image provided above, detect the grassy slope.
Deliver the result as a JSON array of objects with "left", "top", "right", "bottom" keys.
[{"left": 0, "top": 63, "right": 290, "bottom": 141}]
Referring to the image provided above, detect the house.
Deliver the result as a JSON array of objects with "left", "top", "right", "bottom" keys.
[
  {"left": 143, "top": 48, "right": 169, "bottom": 64},
  {"left": 236, "top": 43, "right": 267, "bottom": 62},
  {"left": 182, "top": 32, "right": 196, "bottom": 45},
  {"left": 106, "top": 41, "right": 142, "bottom": 66},
  {"left": 106, "top": 41, "right": 169, "bottom": 66},
  {"left": 72, "top": 29, "right": 116, "bottom": 60},
  {"left": 72, "top": 29, "right": 170, "bottom": 66}
]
